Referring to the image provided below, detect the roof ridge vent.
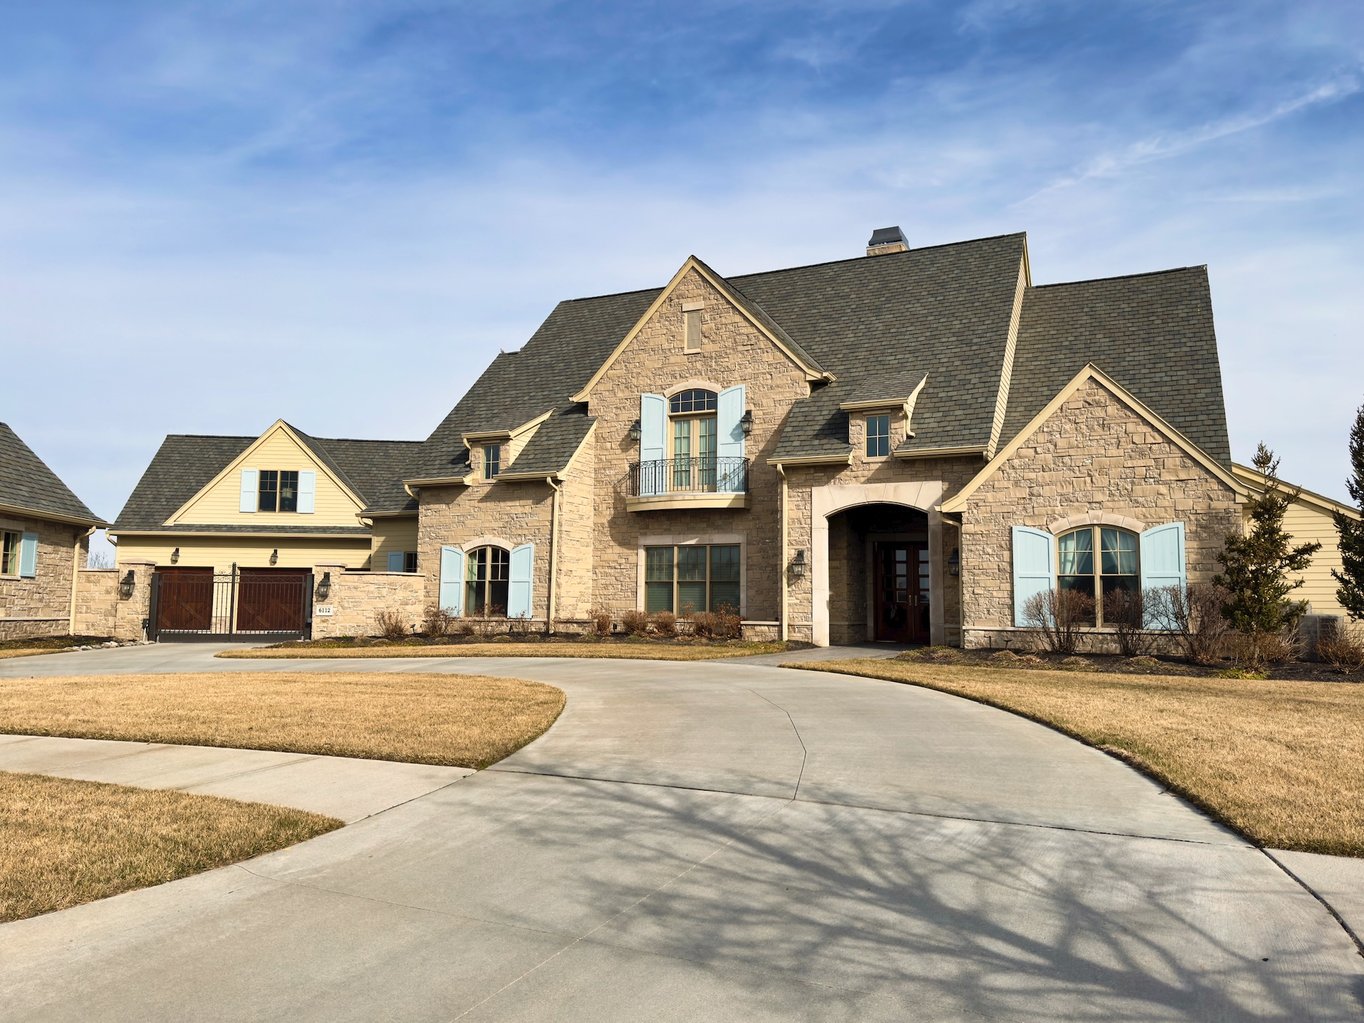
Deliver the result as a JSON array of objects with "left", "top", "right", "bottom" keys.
[{"left": 867, "top": 226, "right": 909, "bottom": 256}]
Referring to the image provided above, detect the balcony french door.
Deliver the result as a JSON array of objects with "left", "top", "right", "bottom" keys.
[{"left": 672, "top": 415, "right": 717, "bottom": 491}]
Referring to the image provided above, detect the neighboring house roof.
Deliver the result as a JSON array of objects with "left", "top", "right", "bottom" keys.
[
  {"left": 1002, "top": 267, "right": 1232, "bottom": 465},
  {"left": 1231, "top": 463, "right": 1361, "bottom": 520},
  {"left": 113, "top": 431, "right": 423, "bottom": 531},
  {"left": 0, "top": 422, "right": 105, "bottom": 526}
]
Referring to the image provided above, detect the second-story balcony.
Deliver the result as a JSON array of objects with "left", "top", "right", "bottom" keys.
[{"left": 624, "top": 456, "right": 750, "bottom": 511}]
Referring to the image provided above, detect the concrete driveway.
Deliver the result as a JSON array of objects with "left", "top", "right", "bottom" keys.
[{"left": 2, "top": 646, "right": 1362, "bottom": 1021}]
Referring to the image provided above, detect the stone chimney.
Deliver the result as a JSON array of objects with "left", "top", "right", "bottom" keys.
[{"left": 866, "top": 226, "right": 909, "bottom": 256}]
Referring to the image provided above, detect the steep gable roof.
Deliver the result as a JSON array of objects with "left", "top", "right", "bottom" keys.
[
  {"left": 1002, "top": 266, "right": 1232, "bottom": 465},
  {"left": 0, "top": 422, "right": 104, "bottom": 526},
  {"left": 114, "top": 430, "right": 422, "bottom": 531}
]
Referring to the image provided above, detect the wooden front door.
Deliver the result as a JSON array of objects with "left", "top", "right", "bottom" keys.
[
  {"left": 873, "top": 542, "right": 931, "bottom": 644},
  {"left": 154, "top": 568, "right": 214, "bottom": 632},
  {"left": 236, "top": 569, "right": 309, "bottom": 633}
]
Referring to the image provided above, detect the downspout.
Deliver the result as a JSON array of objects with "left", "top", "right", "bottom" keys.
[
  {"left": 69, "top": 526, "right": 96, "bottom": 637},
  {"left": 776, "top": 462, "right": 788, "bottom": 642},
  {"left": 546, "top": 476, "right": 562, "bottom": 635}
]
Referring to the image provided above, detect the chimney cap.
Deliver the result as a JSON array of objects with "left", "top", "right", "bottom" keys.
[{"left": 866, "top": 226, "right": 909, "bottom": 255}]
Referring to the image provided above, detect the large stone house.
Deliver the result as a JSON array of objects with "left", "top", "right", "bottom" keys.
[
  {"left": 109, "top": 227, "right": 1353, "bottom": 644},
  {"left": 0, "top": 423, "right": 106, "bottom": 640}
]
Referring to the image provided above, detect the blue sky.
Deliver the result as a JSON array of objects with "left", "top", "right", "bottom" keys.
[{"left": 5, "top": 0, "right": 1363, "bottom": 549}]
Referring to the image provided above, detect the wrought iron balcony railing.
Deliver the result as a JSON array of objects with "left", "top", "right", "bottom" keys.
[{"left": 627, "top": 456, "right": 749, "bottom": 498}]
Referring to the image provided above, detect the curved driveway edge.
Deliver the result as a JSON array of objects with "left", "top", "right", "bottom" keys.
[{"left": 2, "top": 646, "right": 1362, "bottom": 1021}]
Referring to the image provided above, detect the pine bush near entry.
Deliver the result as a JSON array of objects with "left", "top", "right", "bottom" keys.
[
  {"left": 1332, "top": 400, "right": 1364, "bottom": 622},
  {"left": 1214, "top": 443, "right": 1320, "bottom": 665}
]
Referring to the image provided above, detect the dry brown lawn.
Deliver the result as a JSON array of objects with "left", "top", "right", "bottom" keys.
[
  {"left": 794, "top": 659, "right": 1364, "bottom": 857},
  {"left": 0, "top": 771, "right": 339, "bottom": 922},
  {"left": 0, "top": 673, "right": 564, "bottom": 769},
  {"left": 219, "top": 641, "right": 788, "bottom": 660}
]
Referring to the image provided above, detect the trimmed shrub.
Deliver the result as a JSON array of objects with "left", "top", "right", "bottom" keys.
[
  {"left": 651, "top": 610, "right": 677, "bottom": 638},
  {"left": 1021, "top": 589, "right": 1094, "bottom": 656},
  {"left": 1146, "top": 583, "right": 1232, "bottom": 666},
  {"left": 422, "top": 604, "right": 455, "bottom": 638},
  {"left": 587, "top": 608, "right": 612, "bottom": 637},
  {"left": 620, "top": 609, "right": 651, "bottom": 637},
  {"left": 1318, "top": 624, "right": 1364, "bottom": 674},
  {"left": 1103, "top": 589, "right": 1153, "bottom": 657}
]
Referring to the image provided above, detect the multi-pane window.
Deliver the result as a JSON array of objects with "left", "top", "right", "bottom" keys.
[
  {"left": 644, "top": 543, "right": 741, "bottom": 615},
  {"left": 483, "top": 444, "right": 501, "bottom": 480},
  {"left": 670, "top": 389, "right": 718, "bottom": 491},
  {"left": 1058, "top": 526, "right": 1139, "bottom": 625},
  {"left": 866, "top": 414, "right": 891, "bottom": 458},
  {"left": 466, "top": 546, "right": 510, "bottom": 615},
  {"left": 404, "top": 551, "right": 418, "bottom": 574},
  {"left": 1, "top": 531, "right": 18, "bottom": 575},
  {"left": 257, "top": 470, "right": 300, "bottom": 512}
]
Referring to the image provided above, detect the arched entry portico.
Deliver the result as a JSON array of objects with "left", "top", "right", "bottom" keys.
[{"left": 810, "top": 481, "right": 945, "bottom": 647}]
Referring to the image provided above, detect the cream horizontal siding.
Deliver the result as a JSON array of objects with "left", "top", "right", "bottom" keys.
[
  {"left": 1283, "top": 500, "right": 1349, "bottom": 617},
  {"left": 370, "top": 517, "right": 419, "bottom": 573},
  {"left": 173, "top": 430, "right": 363, "bottom": 527},
  {"left": 115, "top": 536, "right": 372, "bottom": 575}
]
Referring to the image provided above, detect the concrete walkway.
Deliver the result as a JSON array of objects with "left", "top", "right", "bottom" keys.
[
  {"left": 2, "top": 645, "right": 1362, "bottom": 1021},
  {"left": 0, "top": 733, "right": 471, "bottom": 822}
]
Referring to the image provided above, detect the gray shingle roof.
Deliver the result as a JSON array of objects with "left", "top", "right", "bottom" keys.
[
  {"left": 503, "top": 406, "right": 596, "bottom": 476},
  {"left": 113, "top": 431, "right": 423, "bottom": 531},
  {"left": 1002, "top": 267, "right": 1232, "bottom": 465},
  {"left": 0, "top": 423, "right": 104, "bottom": 525}
]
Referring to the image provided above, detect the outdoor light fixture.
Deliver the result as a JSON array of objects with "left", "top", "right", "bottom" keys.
[
  {"left": 170, "top": 547, "right": 179, "bottom": 564},
  {"left": 316, "top": 571, "right": 332, "bottom": 601},
  {"left": 949, "top": 547, "right": 960, "bottom": 577},
  {"left": 790, "top": 549, "right": 807, "bottom": 580},
  {"left": 628, "top": 418, "right": 642, "bottom": 442},
  {"left": 270, "top": 548, "right": 279, "bottom": 565},
  {"left": 118, "top": 570, "right": 136, "bottom": 600},
  {"left": 740, "top": 409, "right": 754, "bottom": 436}
]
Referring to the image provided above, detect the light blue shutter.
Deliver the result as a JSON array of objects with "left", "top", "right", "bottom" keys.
[
  {"left": 507, "top": 543, "right": 534, "bottom": 619},
  {"left": 239, "top": 469, "right": 258, "bottom": 513},
  {"left": 639, "top": 393, "right": 666, "bottom": 496},
  {"left": 716, "top": 385, "right": 745, "bottom": 493},
  {"left": 1012, "top": 526, "right": 1056, "bottom": 626},
  {"left": 19, "top": 532, "right": 38, "bottom": 578},
  {"left": 439, "top": 546, "right": 464, "bottom": 616},
  {"left": 297, "top": 471, "right": 316, "bottom": 514},
  {"left": 1140, "top": 522, "right": 1186, "bottom": 626},
  {"left": 387, "top": 552, "right": 405, "bottom": 572}
]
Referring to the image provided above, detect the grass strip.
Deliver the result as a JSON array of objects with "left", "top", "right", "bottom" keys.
[
  {"left": 0, "top": 771, "right": 339, "bottom": 922},
  {"left": 787, "top": 658, "right": 1364, "bottom": 857},
  {"left": 0, "top": 672, "right": 564, "bottom": 769},
  {"left": 219, "top": 641, "right": 789, "bottom": 660}
]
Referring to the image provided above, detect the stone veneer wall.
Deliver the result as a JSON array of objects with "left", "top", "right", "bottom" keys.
[
  {"left": 585, "top": 266, "right": 812, "bottom": 620},
  {"left": 417, "top": 480, "right": 554, "bottom": 622},
  {"left": 0, "top": 513, "right": 88, "bottom": 640},
  {"left": 310, "top": 565, "right": 426, "bottom": 639},
  {"left": 554, "top": 434, "right": 596, "bottom": 621},
  {"left": 70, "top": 559, "right": 155, "bottom": 641},
  {"left": 958, "top": 377, "right": 1241, "bottom": 649}
]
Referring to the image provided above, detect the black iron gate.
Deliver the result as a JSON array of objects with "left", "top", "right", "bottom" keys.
[{"left": 149, "top": 566, "right": 313, "bottom": 641}]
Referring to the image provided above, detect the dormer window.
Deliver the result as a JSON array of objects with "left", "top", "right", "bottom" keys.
[
  {"left": 483, "top": 444, "right": 501, "bottom": 480},
  {"left": 258, "top": 470, "right": 299, "bottom": 512},
  {"left": 683, "top": 302, "right": 703, "bottom": 353},
  {"left": 866, "top": 415, "right": 891, "bottom": 458}
]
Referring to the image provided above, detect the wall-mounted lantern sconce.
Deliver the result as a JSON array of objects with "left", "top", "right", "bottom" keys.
[
  {"left": 270, "top": 548, "right": 279, "bottom": 565},
  {"left": 628, "top": 418, "right": 642, "bottom": 442},
  {"left": 740, "top": 409, "right": 754, "bottom": 437},
  {"left": 118, "top": 570, "right": 136, "bottom": 599},
  {"left": 948, "top": 547, "right": 960, "bottom": 577},
  {"left": 170, "top": 547, "right": 179, "bottom": 564},
  {"left": 790, "top": 549, "right": 807, "bottom": 581},
  {"left": 316, "top": 571, "right": 332, "bottom": 601}
]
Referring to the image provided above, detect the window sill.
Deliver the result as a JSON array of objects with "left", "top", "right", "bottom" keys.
[{"left": 626, "top": 493, "right": 749, "bottom": 512}]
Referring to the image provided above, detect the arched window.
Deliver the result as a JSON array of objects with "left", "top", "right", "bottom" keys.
[
  {"left": 669, "top": 388, "right": 717, "bottom": 491},
  {"left": 465, "top": 546, "right": 510, "bottom": 616},
  {"left": 1057, "top": 526, "right": 1139, "bottom": 625}
]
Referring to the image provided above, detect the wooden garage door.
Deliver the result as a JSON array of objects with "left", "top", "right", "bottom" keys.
[
  {"left": 154, "top": 568, "right": 215, "bottom": 632},
  {"left": 236, "top": 569, "right": 310, "bottom": 634}
]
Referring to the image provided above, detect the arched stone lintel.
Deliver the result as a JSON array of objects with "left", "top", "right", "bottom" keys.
[{"left": 1047, "top": 512, "right": 1147, "bottom": 535}]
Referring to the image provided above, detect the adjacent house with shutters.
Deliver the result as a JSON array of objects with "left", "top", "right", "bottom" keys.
[
  {"left": 115, "top": 226, "right": 1350, "bottom": 647},
  {"left": 0, "top": 423, "right": 106, "bottom": 640}
]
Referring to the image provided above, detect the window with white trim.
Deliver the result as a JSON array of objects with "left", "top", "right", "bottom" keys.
[
  {"left": 644, "top": 543, "right": 740, "bottom": 614},
  {"left": 1058, "top": 526, "right": 1139, "bottom": 625},
  {"left": 866, "top": 414, "right": 891, "bottom": 458},
  {"left": 466, "top": 546, "right": 509, "bottom": 615},
  {"left": 1, "top": 531, "right": 18, "bottom": 576}
]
